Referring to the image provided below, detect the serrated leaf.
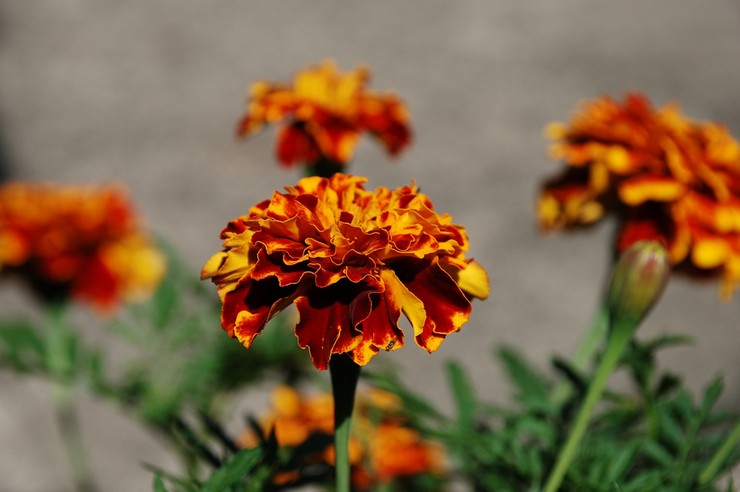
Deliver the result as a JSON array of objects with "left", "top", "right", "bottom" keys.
[{"left": 498, "top": 346, "right": 550, "bottom": 409}]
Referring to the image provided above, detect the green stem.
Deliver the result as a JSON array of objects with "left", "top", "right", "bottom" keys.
[
  {"left": 699, "top": 419, "right": 740, "bottom": 485},
  {"left": 570, "top": 306, "right": 609, "bottom": 372},
  {"left": 542, "top": 319, "right": 634, "bottom": 492},
  {"left": 551, "top": 305, "right": 608, "bottom": 404},
  {"left": 46, "top": 306, "right": 99, "bottom": 492},
  {"left": 305, "top": 156, "right": 344, "bottom": 178},
  {"left": 52, "top": 384, "right": 98, "bottom": 492},
  {"left": 330, "top": 354, "right": 361, "bottom": 492}
]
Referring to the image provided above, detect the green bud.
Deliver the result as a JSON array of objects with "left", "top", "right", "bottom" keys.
[{"left": 607, "top": 240, "right": 671, "bottom": 329}]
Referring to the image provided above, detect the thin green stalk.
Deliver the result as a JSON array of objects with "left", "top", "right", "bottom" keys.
[
  {"left": 305, "top": 156, "right": 343, "bottom": 178},
  {"left": 542, "top": 320, "right": 633, "bottom": 492},
  {"left": 51, "top": 383, "right": 98, "bottom": 492},
  {"left": 551, "top": 305, "right": 608, "bottom": 404},
  {"left": 46, "top": 306, "right": 99, "bottom": 492},
  {"left": 570, "top": 306, "right": 609, "bottom": 371},
  {"left": 699, "top": 419, "right": 740, "bottom": 485},
  {"left": 330, "top": 354, "right": 361, "bottom": 492}
]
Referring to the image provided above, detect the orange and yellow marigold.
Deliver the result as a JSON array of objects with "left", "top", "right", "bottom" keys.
[
  {"left": 538, "top": 93, "right": 740, "bottom": 296},
  {"left": 237, "top": 385, "right": 445, "bottom": 489},
  {"left": 236, "top": 60, "right": 412, "bottom": 167},
  {"left": 0, "top": 182, "right": 165, "bottom": 310},
  {"left": 202, "top": 173, "right": 489, "bottom": 370}
]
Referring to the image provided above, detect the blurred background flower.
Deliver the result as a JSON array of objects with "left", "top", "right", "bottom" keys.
[
  {"left": 0, "top": 182, "right": 164, "bottom": 311},
  {"left": 236, "top": 60, "right": 412, "bottom": 169},
  {"left": 538, "top": 93, "right": 740, "bottom": 297},
  {"left": 237, "top": 385, "right": 446, "bottom": 490}
]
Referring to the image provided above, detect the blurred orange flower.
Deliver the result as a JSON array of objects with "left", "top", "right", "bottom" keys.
[
  {"left": 236, "top": 60, "right": 412, "bottom": 167},
  {"left": 0, "top": 182, "right": 165, "bottom": 310},
  {"left": 538, "top": 93, "right": 740, "bottom": 296},
  {"left": 237, "top": 385, "right": 445, "bottom": 489},
  {"left": 202, "top": 173, "right": 489, "bottom": 370}
]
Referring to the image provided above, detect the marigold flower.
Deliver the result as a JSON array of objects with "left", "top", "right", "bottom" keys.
[
  {"left": 236, "top": 60, "right": 412, "bottom": 167},
  {"left": 237, "top": 386, "right": 445, "bottom": 489},
  {"left": 0, "top": 182, "right": 165, "bottom": 310},
  {"left": 538, "top": 93, "right": 740, "bottom": 296},
  {"left": 202, "top": 174, "right": 489, "bottom": 370}
]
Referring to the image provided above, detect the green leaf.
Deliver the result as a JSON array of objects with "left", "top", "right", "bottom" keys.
[
  {"left": 605, "top": 443, "right": 639, "bottom": 483},
  {"left": 446, "top": 361, "right": 477, "bottom": 429},
  {"left": 0, "top": 320, "right": 46, "bottom": 371},
  {"left": 200, "top": 447, "right": 264, "bottom": 492},
  {"left": 152, "top": 474, "right": 169, "bottom": 492},
  {"left": 144, "top": 464, "right": 199, "bottom": 492},
  {"left": 700, "top": 378, "right": 724, "bottom": 417},
  {"left": 363, "top": 371, "right": 445, "bottom": 422},
  {"left": 153, "top": 278, "right": 179, "bottom": 330},
  {"left": 641, "top": 440, "right": 674, "bottom": 467},
  {"left": 498, "top": 346, "right": 550, "bottom": 410}
]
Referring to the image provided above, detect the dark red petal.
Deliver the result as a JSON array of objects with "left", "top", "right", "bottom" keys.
[
  {"left": 294, "top": 282, "right": 370, "bottom": 370},
  {"left": 251, "top": 249, "right": 309, "bottom": 286},
  {"left": 222, "top": 276, "right": 298, "bottom": 347},
  {"left": 276, "top": 124, "right": 321, "bottom": 166},
  {"left": 394, "top": 258, "right": 472, "bottom": 352}
]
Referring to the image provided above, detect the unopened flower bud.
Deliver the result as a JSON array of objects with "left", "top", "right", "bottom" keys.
[{"left": 607, "top": 240, "right": 671, "bottom": 328}]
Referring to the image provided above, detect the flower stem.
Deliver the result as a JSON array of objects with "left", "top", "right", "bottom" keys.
[
  {"left": 570, "top": 305, "right": 609, "bottom": 372},
  {"left": 305, "top": 157, "right": 343, "bottom": 178},
  {"left": 542, "top": 319, "right": 633, "bottom": 492},
  {"left": 46, "top": 306, "right": 99, "bottom": 492},
  {"left": 330, "top": 354, "right": 361, "bottom": 492},
  {"left": 551, "top": 305, "right": 608, "bottom": 404},
  {"left": 699, "top": 419, "right": 740, "bottom": 485}
]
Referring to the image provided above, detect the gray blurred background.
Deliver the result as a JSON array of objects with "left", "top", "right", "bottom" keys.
[{"left": 1, "top": 1, "right": 739, "bottom": 491}]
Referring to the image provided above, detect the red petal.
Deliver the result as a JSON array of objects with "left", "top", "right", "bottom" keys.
[
  {"left": 276, "top": 124, "right": 321, "bottom": 166},
  {"left": 395, "top": 258, "right": 472, "bottom": 352},
  {"left": 222, "top": 276, "right": 298, "bottom": 348},
  {"left": 294, "top": 282, "right": 375, "bottom": 370}
]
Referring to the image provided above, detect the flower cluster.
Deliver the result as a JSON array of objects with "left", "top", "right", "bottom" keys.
[
  {"left": 0, "top": 182, "right": 165, "bottom": 310},
  {"left": 236, "top": 60, "right": 412, "bottom": 167},
  {"left": 202, "top": 173, "right": 489, "bottom": 370},
  {"left": 538, "top": 93, "right": 740, "bottom": 296},
  {"left": 237, "top": 385, "right": 445, "bottom": 489}
]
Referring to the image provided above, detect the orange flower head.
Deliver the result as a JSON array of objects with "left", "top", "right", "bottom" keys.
[
  {"left": 237, "top": 386, "right": 445, "bottom": 489},
  {"left": 236, "top": 60, "right": 412, "bottom": 167},
  {"left": 538, "top": 93, "right": 740, "bottom": 297},
  {"left": 202, "top": 173, "right": 489, "bottom": 370},
  {"left": 0, "top": 182, "right": 165, "bottom": 311}
]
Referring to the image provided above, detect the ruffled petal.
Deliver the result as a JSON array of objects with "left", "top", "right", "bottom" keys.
[{"left": 396, "top": 259, "right": 472, "bottom": 353}]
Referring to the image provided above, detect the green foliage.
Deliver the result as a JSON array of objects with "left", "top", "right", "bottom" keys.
[
  {"left": 110, "top": 241, "right": 311, "bottom": 424},
  {"left": 365, "top": 335, "right": 740, "bottom": 492}
]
